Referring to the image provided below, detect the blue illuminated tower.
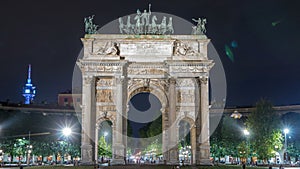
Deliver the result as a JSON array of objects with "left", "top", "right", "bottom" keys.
[{"left": 22, "top": 64, "right": 36, "bottom": 104}]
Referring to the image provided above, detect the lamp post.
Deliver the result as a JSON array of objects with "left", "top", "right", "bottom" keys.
[
  {"left": 62, "top": 127, "right": 72, "bottom": 164},
  {"left": 26, "top": 145, "right": 32, "bottom": 166},
  {"left": 283, "top": 128, "right": 289, "bottom": 164},
  {"left": 26, "top": 131, "right": 32, "bottom": 166},
  {"left": 104, "top": 132, "right": 108, "bottom": 143},
  {"left": 243, "top": 129, "right": 250, "bottom": 164}
]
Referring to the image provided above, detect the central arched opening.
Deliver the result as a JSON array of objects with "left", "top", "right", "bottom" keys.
[{"left": 127, "top": 92, "right": 162, "bottom": 164}]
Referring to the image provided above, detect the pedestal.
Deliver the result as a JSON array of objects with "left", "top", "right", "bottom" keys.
[
  {"left": 111, "top": 143, "right": 125, "bottom": 165},
  {"left": 81, "top": 144, "right": 93, "bottom": 165}
]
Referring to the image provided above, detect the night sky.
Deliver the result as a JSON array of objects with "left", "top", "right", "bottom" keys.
[{"left": 0, "top": 0, "right": 300, "bottom": 107}]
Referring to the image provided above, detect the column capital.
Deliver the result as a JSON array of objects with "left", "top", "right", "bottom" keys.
[
  {"left": 83, "top": 76, "right": 94, "bottom": 85},
  {"left": 199, "top": 76, "right": 208, "bottom": 85},
  {"left": 115, "top": 76, "right": 125, "bottom": 85},
  {"left": 168, "top": 77, "right": 176, "bottom": 85},
  {"left": 160, "top": 107, "right": 166, "bottom": 114}
]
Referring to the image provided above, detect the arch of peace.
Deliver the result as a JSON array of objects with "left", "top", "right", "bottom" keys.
[
  {"left": 77, "top": 32, "right": 214, "bottom": 165},
  {"left": 76, "top": 6, "right": 216, "bottom": 165}
]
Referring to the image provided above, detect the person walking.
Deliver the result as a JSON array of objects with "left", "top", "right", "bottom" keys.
[{"left": 242, "top": 162, "right": 246, "bottom": 169}]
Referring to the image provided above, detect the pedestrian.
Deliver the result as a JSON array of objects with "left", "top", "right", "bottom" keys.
[{"left": 242, "top": 162, "right": 246, "bottom": 169}]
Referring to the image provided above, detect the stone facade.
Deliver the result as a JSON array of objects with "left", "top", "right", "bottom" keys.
[{"left": 77, "top": 34, "right": 214, "bottom": 165}]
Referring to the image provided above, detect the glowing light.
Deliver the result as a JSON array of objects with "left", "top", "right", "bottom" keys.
[
  {"left": 104, "top": 131, "right": 108, "bottom": 137},
  {"left": 284, "top": 128, "right": 289, "bottom": 134},
  {"left": 243, "top": 129, "right": 250, "bottom": 136},
  {"left": 231, "top": 110, "right": 242, "bottom": 119},
  {"left": 22, "top": 64, "right": 36, "bottom": 104},
  {"left": 62, "top": 127, "right": 72, "bottom": 136}
]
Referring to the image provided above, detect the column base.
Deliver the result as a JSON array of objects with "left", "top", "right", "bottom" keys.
[
  {"left": 168, "top": 147, "right": 178, "bottom": 165},
  {"left": 81, "top": 144, "right": 93, "bottom": 164},
  {"left": 195, "top": 144, "right": 211, "bottom": 165},
  {"left": 199, "top": 159, "right": 212, "bottom": 166},
  {"left": 111, "top": 143, "right": 125, "bottom": 165},
  {"left": 111, "top": 158, "right": 125, "bottom": 165}
]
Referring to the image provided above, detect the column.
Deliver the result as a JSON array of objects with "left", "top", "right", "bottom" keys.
[
  {"left": 111, "top": 76, "right": 125, "bottom": 165},
  {"left": 168, "top": 77, "right": 178, "bottom": 164},
  {"left": 81, "top": 76, "right": 94, "bottom": 164},
  {"left": 95, "top": 124, "right": 99, "bottom": 162},
  {"left": 161, "top": 107, "right": 169, "bottom": 163},
  {"left": 190, "top": 124, "right": 197, "bottom": 165},
  {"left": 197, "top": 76, "right": 211, "bottom": 165}
]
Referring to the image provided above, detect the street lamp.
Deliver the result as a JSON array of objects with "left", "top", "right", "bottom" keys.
[
  {"left": 104, "top": 131, "right": 108, "bottom": 143},
  {"left": 243, "top": 129, "right": 250, "bottom": 164},
  {"left": 26, "top": 145, "right": 33, "bottom": 166},
  {"left": 243, "top": 129, "right": 250, "bottom": 136},
  {"left": 283, "top": 128, "right": 289, "bottom": 164},
  {"left": 61, "top": 127, "right": 72, "bottom": 164}
]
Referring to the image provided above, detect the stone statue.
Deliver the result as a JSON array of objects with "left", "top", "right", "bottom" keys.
[
  {"left": 148, "top": 15, "right": 158, "bottom": 34},
  {"left": 141, "top": 4, "right": 151, "bottom": 31},
  {"left": 159, "top": 16, "right": 167, "bottom": 35},
  {"left": 124, "top": 16, "right": 133, "bottom": 34},
  {"left": 84, "top": 15, "right": 98, "bottom": 34},
  {"left": 167, "top": 17, "right": 174, "bottom": 34},
  {"left": 201, "top": 18, "right": 207, "bottom": 33},
  {"left": 105, "top": 42, "right": 120, "bottom": 55},
  {"left": 118, "top": 17, "right": 124, "bottom": 34},
  {"left": 174, "top": 40, "right": 198, "bottom": 56},
  {"left": 192, "top": 17, "right": 207, "bottom": 35},
  {"left": 95, "top": 42, "right": 120, "bottom": 56},
  {"left": 134, "top": 9, "right": 142, "bottom": 34}
]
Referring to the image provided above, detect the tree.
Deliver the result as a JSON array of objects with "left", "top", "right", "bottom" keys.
[
  {"left": 139, "top": 114, "right": 162, "bottom": 151},
  {"left": 246, "top": 99, "right": 283, "bottom": 162},
  {"left": 237, "top": 141, "right": 250, "bottom": 163},
  {"left": 210, "top": 115, "right": 244, "bottom": 162},
  {"left": 12, "top": 138, "right": 29, "bottom": 162},
  {"left": 32, "top": 141, "right": 51, "bottom": 162},
  {"left": 0, "top": 138, "right": 15, "bottom": 163},
  {"left": 143, "top": 139, "right": 162, "bottom": 157},
  {"left": 98, "top": 136, "right": 111, "bottom": 158}
]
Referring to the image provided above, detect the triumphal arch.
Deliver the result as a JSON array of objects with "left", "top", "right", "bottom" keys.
[{"left": 77, "top": 11, "right": 214, "bottom": 165}]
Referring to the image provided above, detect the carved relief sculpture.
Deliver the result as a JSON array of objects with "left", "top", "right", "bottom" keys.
[{"left": 94, "top": 42, "right": 120, "bottom": 56}]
